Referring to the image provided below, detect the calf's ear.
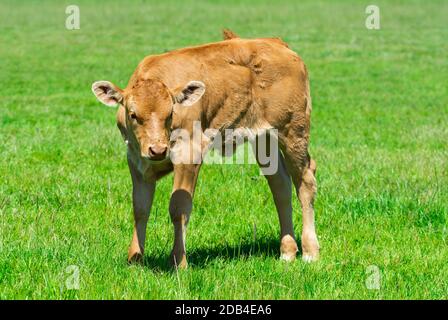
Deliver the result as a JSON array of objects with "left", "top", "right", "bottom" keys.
[
  {"left": 174, "top": 81, "right": 206, "bottom": 107},
  {"left": 91, "top": 81, "right": 123, "bottom": 107}
]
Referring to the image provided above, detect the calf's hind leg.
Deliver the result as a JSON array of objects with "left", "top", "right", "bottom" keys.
[
  {"left": 268, "top": 156, "right": 300, "bottom": 262},
  {"left": 256, "top": 148, "right": 298, "bottom": 261},
  {"left": 282, "top": 144, "right": 320, "bottom": 262}
]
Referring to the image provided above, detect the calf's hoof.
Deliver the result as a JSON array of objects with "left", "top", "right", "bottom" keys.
[
  {"left": 301, "top": 234, "right": 320, "bottom": 263},
  {"left": 128, "top": 247, "right": 143, "bottom": 264},
  {"left": 280, "top": 235, "right": 298, "bottom": 262},
  {"left": 128, "top": 252, "right": 143, "bottom": 264},
  {"left": 302, "top": 253, "right": 319, "bottom": 263},
  {"left": 170, "top": 252, "right": 188, "bottom": 269}
]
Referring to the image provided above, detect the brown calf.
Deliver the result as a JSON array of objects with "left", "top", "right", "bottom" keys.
[{"left": 92, "top": 30, "right": 319, "bottom": 268}]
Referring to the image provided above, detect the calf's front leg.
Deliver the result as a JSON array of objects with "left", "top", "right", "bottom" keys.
[
  {"left": 169, "top": 164, "right": 201, "bottom": 269},
  {"left": 128, "top": 159, "right": 156, "bottom": 263}
]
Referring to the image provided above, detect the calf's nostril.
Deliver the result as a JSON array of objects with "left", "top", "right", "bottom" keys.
[{"left": 149, "top": 145, "right": 167, "bottom": 158}]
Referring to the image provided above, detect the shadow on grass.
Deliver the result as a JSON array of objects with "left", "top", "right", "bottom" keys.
[{"left": 142, "top": 236, "right": 300, "bottom": 272}]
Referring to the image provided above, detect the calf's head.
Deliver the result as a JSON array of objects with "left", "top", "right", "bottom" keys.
[{"left": 92, "top": 79, "right": 205, "bottom": 161}]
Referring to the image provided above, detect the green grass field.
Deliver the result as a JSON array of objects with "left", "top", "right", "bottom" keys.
[{"left": 0, "top": 0, "right": 447, "bottom": 299}]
